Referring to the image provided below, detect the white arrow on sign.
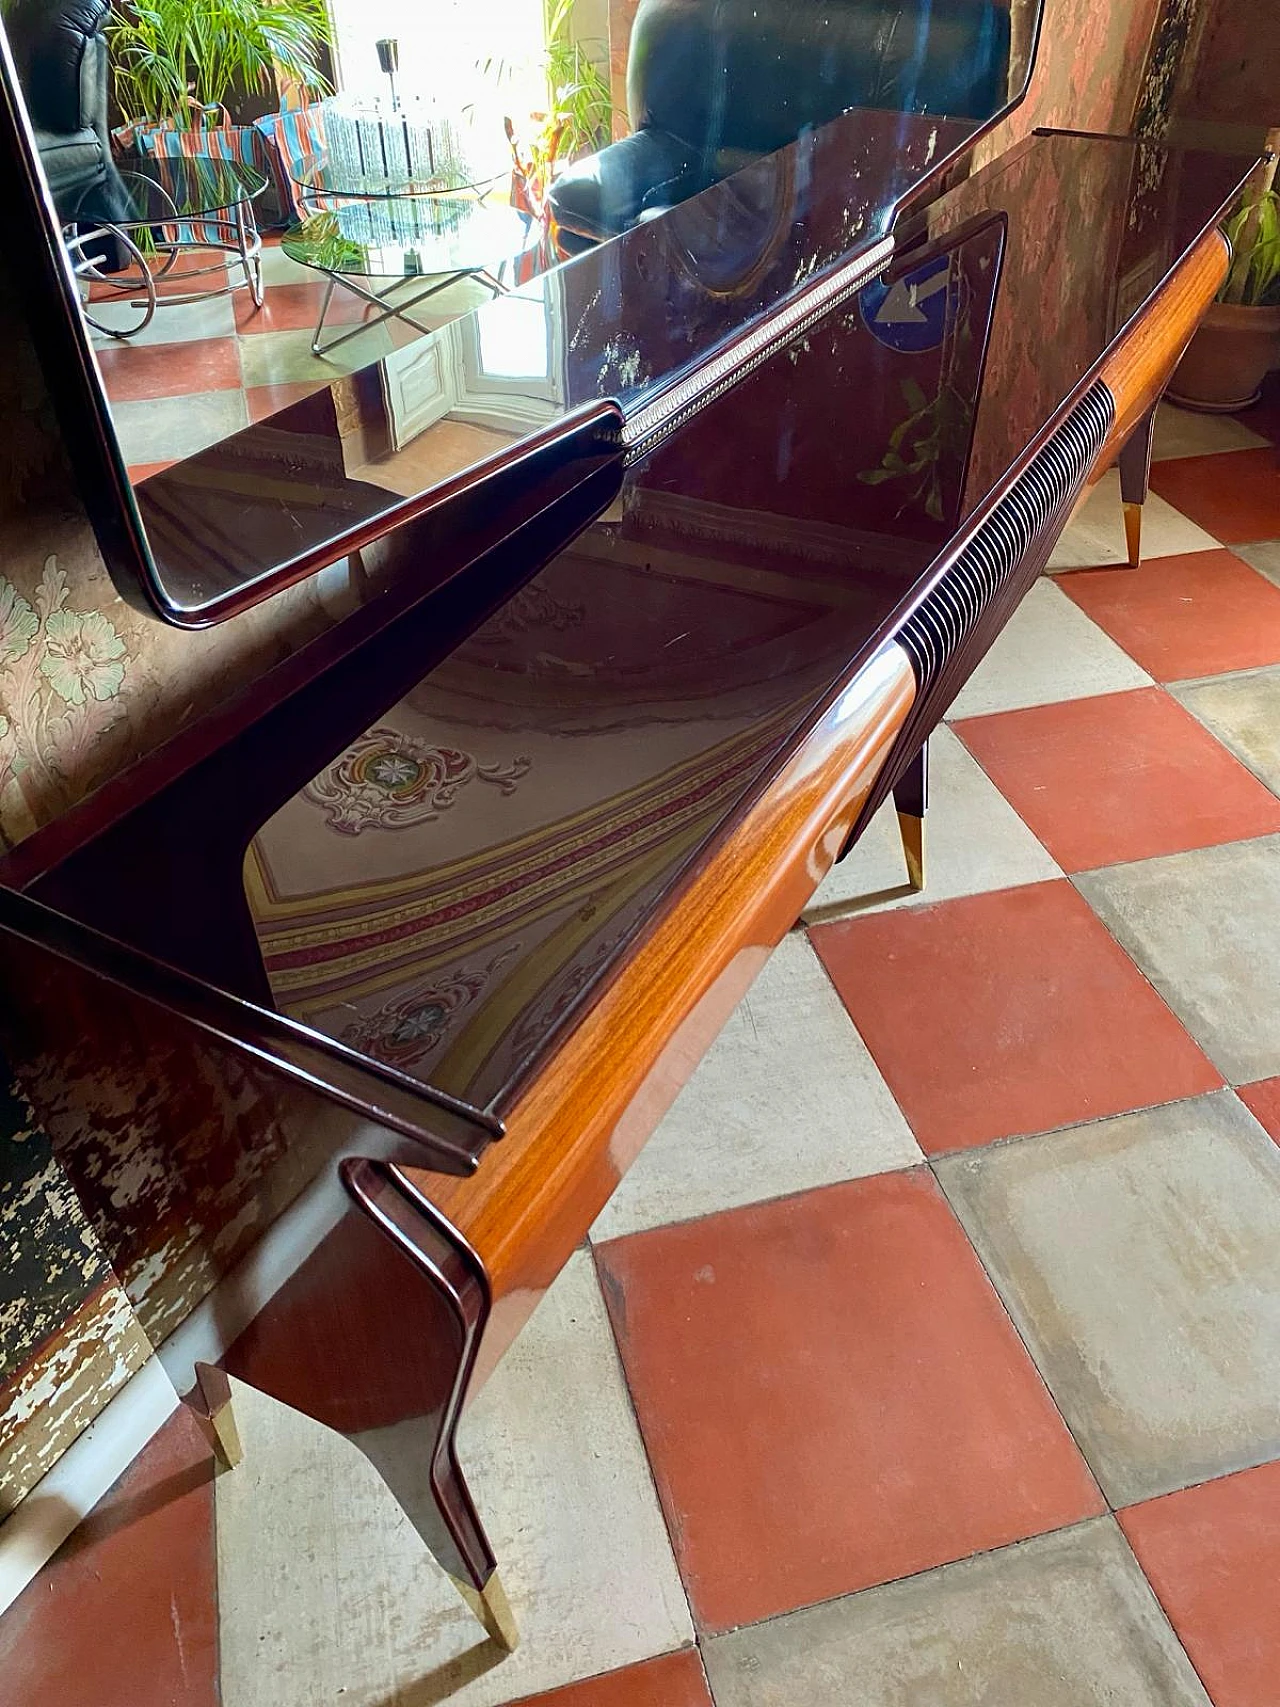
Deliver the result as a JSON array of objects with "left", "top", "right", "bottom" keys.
[{"left": 875, "top": 266, "right": 950, "bottom": 325}]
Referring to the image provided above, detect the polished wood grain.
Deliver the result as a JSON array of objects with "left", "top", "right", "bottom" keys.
[
  {"left": 1090, "top": 229, "right": 1231, "bottom": 481},
  {"left": 409, "top": 642, "right": 915, "bottom": 1371},
  {"left": 408, "top": 234, "right": 1231, "bottom": 1380}
]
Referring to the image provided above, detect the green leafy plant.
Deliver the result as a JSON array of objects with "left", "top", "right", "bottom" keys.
[
  {"left": 542, "top": 0, "right": 611, "bottom": 162},
  {"left": 1221, "top": 131, "right": 1280, "bottom": 308},
  {"left": 1222, "top": 188, "right": 1280, "bottom": 307},
  {"left": 110, "top": 0, "right": 332, "bottom": 129},
  {"left": 483, "top": 0, "right": 611, "bottom": 203}
]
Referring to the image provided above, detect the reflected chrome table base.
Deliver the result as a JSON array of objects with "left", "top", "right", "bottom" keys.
[
  {"left": 67, "top": 196, "right": 264, "bottom": 341},
  {"left": 309, "top": 265, "right": 506, "bottom": 357}
]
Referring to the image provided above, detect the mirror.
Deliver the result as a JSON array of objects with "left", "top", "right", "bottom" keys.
[{"left": 0, "top": 0, "right": 1044, "bottom": 625}]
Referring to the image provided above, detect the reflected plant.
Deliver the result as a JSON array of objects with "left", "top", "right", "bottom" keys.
[
  {"left": 858, "top": 269, "right": 978, "bottom": 524},
  {"left": 292, "top": 212, "right": 364, "bottom": 272},
  {"left": 110, "top": 0, "right": 332, "bottom": 129}
]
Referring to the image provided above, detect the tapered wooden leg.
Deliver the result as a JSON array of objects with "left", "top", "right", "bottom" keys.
[
  {"left": 191, "top": 1360, "right": 242, "bottom": 1471},
  {"left": 1117, "top": 401, "right": 1158, "bottom": 568},
  {"left": 893, "top": 741, "right": 928, "bottom": 892},
  {"left": 218, "top": 1158, "right": 517, "bottom": 1651}
]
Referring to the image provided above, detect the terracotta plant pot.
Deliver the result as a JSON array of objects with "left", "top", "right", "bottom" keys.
[{"left": 1168, "top": 299, "right": 1280, "bottom": 413}]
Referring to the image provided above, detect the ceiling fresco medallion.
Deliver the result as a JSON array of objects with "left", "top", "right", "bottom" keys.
[
  {"left": 339, "top": 947, "right": 521, "bottom": 1067},
  {"left": 304, "top": 726, "right": 531, "bottom": 835}
]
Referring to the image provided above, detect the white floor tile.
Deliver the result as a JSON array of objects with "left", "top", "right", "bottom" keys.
[
  {"left": 215, "top": 1252, "right": 691, "bottom": 1707},
  {"left": 1152, "top": 402, "right": 1270, "bottom": 462},
  {"left": 89, "top": 293, "right": 237, "bottom": 346},
  {"left": 948, "top": 579, "right": 1151, "bottom": 717},
  {"left": 112, "top": 389, "right": 248, "bottom": 464},
  {"left": 237, "top": 323, "right": 395, "bottom": 385},
  {"left": 591, "top": 933, "right": 922, "bottom": 1241},
  {"left": 804, "top": 724, "right": 1059, "bottom": 919},
  {"left": 1048, "top": 469, "right": 1219, "bottom": 569}
]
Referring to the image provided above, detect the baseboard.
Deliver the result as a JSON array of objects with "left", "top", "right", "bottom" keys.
[{"left": 0, "top": 1356, "right": 177, "bottom": 1617}]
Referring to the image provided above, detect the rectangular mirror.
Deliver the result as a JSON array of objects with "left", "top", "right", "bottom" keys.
[{"left": 1, "top": 0, "right": 1043, "bottom": 626}]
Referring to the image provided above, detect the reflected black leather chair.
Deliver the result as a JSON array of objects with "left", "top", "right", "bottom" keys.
[
  {"left": 549, "top": 0, "right": 1011, "bottom": 246},
  {"left": 5, "top": 0, "right": 128, "bottom": 223}
]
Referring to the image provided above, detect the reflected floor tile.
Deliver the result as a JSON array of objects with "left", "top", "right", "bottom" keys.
[
  {"left": 237, "top": 323, "right": 395, "bottom": 386},
  {"left": 214, "top": 1253, "right": 690, "bottom": 1707},
  {"left": 1152, "top": 401, "right": 1269, "bottom": 462},
  {"left": 1172, "top": 665, "right": 1280, "bottom": 793},
  {"left": 591, "top": 933, "right": 920, "bottom": 1241},
  {"left": 947, "top": 578, "right": 1151, "bottom": 718},
  {"left": 597, "top": 1170, "right": 1101, "bottom": 1635},
  {"left": 97, "top": 334, "right": 242, "bottom": 405},
  {"left": 703, "top": 1521, "right": 1209, "bottom": 1707},
  {"left": 259, "top": 243, "right": 324, "bottom": 288},
  {"left": 937, "top": 1091, "right": 1280, "bottom": 1504},
  {"left": 89, "top": 293, "right": 237, "bottom": 345},
  {"left": 1077, "top": 835, "right": 1280, "bottom": 1084},
  {"left": 805, "top": 724, "right": 1059, "bottom": 919},
  {"left": 1047, "top": 469, "right": 1218, "bottom": 570},
  {"left": 111, "top": 389, "right": 248, "bottom": 466},
  {"left": 1120, "top": 1458, "right": 1280, "bottom": 1707}
]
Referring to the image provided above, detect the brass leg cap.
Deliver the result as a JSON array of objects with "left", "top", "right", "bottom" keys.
[
  {"left": 450, "top": 1570, "right": 519, "bottom": 1651},
  {"left": 193, "top": 1363, "right": 243, "bottom": 1472},
  {"left": 897, "top": 810, "right": 925, "bottom": 891},
  {"left": 1123, "top": 501, "right": 1143, "bottom": 568}
]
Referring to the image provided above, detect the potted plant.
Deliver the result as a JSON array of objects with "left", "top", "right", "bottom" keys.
[
  {"left": 1170, "top": 129, "right": 1280, "bottom": 412},
  {"left": 109, "top": 0, "right": 332, "bottom": 133}
]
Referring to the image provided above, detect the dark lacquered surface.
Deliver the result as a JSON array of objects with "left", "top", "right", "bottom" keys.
[
  {"left": 135, "top": 106, "right": 975, "bottom": 619},
  {"left": 3, "top": 0, "right": 1049, "bottom": 624},
  {"left": 235, "top": 133, "right": 1254, "bottom": 1113}
]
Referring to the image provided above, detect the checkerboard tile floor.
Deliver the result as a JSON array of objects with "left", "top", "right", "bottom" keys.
[
  {"left": 5, "top": 397, "right": 1280, "bottom": 1706},
  {"left": 86, "top": 236, "right": 494, "bottom": 477}
]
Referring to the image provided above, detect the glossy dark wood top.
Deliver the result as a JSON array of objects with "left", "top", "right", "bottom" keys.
[
  {"left": 134, "top": 107, "right": 973, "bottom": 620},
  {"left": 20, "top": 130, "right": 1253, "bottom": 1126},
  {"left": 238, "top": 134, "right": 1249, "bottom": 1113}
]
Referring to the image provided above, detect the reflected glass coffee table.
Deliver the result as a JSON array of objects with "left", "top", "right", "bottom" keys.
[
  {"left": 280, "top": 193, "right": 535, "bottom": 356},
  {"left": 67, "top": 154, "right": 268, "bottom": 339}
]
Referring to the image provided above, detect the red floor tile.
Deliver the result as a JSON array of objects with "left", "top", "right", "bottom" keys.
[
  {"left": 245, "top": 380, "right": 331, "bottom": 423},
  {"left": 1237, "top": 1077, "right": 1280, "bottom": 1143},
  {"left": 1059, "top": 548, "right": 1280, "bottom": 681},
  {"left": 953, "top": 688, "right": 1280, "bottom": 872},
  {"left": 1120, "top": 1459, "right": 1280, "bottom": 1707},
  {"left": 0, "top": 1408, "right": 218, "bottom": 1707},
  {"left": 810, "top": 881, "right": 1221, "bottom": 1155},
  {"left": 129, "top": 459, "right": 178, "bottom": 483},
  {"left": 596, "top": 1170, "right": 1103, "bottom": 1634},
  {"left": 96, "top": 334, "right": 242, "bottom": 404},
  {"left": 509, "top": 1649, "right": 713, "bottom": 1705},
  {"left": 1149, "top": 447, "right": 1280, "bottom": 543},
  {"left": 234, "top": 280, "right": 371, "bottom": 334}
]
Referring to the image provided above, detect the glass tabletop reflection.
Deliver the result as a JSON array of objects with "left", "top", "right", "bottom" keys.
[
  {"left": 111, "top": 153, "right": 270, "bottom": 221},
  {"left": 288, "top": 148, "right": 500, "bottom": 201},
  {"left": 281, "top": 196, "right": 534, "bottom": 280}
]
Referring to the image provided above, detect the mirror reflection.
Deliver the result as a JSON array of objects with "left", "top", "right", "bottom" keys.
[{"left": 1, "top": 0, "right": 1042, "bottom": 620}]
